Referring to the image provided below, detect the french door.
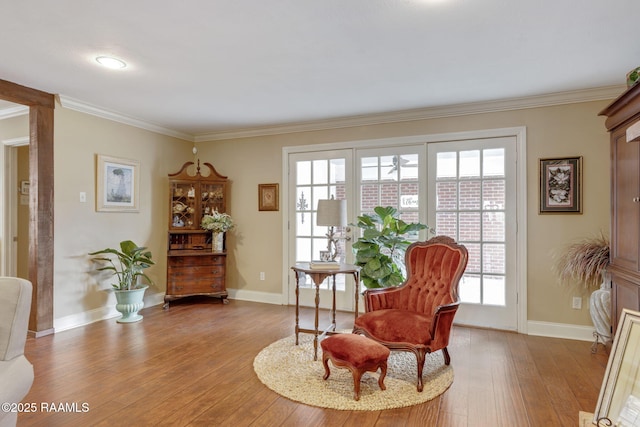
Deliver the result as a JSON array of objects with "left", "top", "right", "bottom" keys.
[
  {"left": 427, "top": 137, "right": 518, "bottom": 331},
  {"left": 285, "top": 130, "right": 523, "bottom": 331},
  {"left": 287, "top": 150, "right": 356, "bottom": 311}
]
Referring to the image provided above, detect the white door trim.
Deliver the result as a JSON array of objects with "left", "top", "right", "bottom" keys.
[{"left": 1, "top": 136, "right": 29, "bottom": 277}]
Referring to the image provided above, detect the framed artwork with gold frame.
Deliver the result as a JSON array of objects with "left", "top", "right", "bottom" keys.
[{"left": 258, "top": 183, "right": 279, "bottom": 211}]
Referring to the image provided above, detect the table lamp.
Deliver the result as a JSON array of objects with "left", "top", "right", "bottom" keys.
[{"left": 316, "top": 198, "right": 347, "bottom": 261}]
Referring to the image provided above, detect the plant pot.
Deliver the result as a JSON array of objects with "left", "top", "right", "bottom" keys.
[
  {"left": 114, "top": 286, "right": 148, "bottom": 323},
  {"left": 590, "top": 274, "right": 612, "bottom": 349}
]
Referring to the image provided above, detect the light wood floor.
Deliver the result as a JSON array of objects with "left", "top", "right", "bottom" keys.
[{"left": 19, "top": 299, "right": 608, "bottom": 426}]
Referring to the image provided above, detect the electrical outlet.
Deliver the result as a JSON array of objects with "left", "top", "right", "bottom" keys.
[
  {"left": 572, "top": 296, "right": 582, "bottom": 309},
  {"left": 260, "top": 272, "right": 265, "bottom": 281}
]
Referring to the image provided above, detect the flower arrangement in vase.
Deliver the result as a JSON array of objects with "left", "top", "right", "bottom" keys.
[{"left": 201, "top": 210, "right": 235, "bottom": 252}]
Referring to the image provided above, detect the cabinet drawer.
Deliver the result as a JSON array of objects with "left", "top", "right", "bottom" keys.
[
  {"left": 169, "top": 255, "right": 225, "bottom": 267},
  {"left": 168, "top": 278, "right": 225, "bottom": 295},
  {"left": 168, "top": 265, "right": 225, "bottom": 278}
]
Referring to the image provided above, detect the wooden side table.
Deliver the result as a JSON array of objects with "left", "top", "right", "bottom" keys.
[{"left": 291, "top": 263, "right": 360, "bottom": 360}]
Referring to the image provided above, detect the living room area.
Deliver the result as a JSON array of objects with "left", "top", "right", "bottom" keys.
[{"left": 1, "top": 2, "right": 640, "bottom": 426}]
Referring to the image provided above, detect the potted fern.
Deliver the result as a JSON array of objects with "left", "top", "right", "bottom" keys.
[
  {"left": 89, "top": 240, "right": 154, "bottom": 323},
  {"left": 352, "top": 206, "right": 429, "bottom": 289}
]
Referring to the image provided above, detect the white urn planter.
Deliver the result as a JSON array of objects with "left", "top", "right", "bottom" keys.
[
  {"left": 114, "top": 286, "right": 148, "bottom": 323},
  {"left": 589, "top": 273, "right": 612, "bottom": 352}
]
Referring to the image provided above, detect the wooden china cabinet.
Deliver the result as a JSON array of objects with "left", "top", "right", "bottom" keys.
[
  {"left": 164, "top": 161, "right": 229, "bottom": 307},
  {"left": 599, "top": 83, "right": 640, "bottom": 333}
]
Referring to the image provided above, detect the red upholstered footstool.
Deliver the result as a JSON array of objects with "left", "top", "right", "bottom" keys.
[{"left": 321, "top": 333, "right": 390, "bottom": 401}]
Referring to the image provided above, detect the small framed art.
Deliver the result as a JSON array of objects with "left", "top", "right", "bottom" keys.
[
  {"left": 539, "top": 156, "right": 582, "bottom": 214},
  {"left": 96, "top": 154, "right": 140, "bottom": 212},
  {"left": 258, "top": 183, "right": 279, "bottom": 211}
]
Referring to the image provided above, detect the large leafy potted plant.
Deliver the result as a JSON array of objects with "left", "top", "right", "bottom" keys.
[
  {"left": 89, "top": 240, "right": 154, "bottom": 323},
  {"left": 352, "top": 206, "right": 428, "bottom": 289}
]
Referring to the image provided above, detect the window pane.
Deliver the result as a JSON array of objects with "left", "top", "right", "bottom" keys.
[
  {"left": 296, "top": 188, "right": 311, "bottom": 213},
  {"left": 484, "top": 275, "right": 506, "bottom": 306},
  {"left": 313, "top": 160, "right": 328, "bottom": 184},
  {"left": 380, "top": 183, "right": 399, "bottom": 207},
  {"left": 463, "top": 242, "right": 481, "bottom": 274},
  {"left": 436, "top": 152, "right": 456, "bottom": 179},
  {"left": 400, "top": 183, "right": 419, "bottom": 210},
  {"left": 460, "top": 150, "right": 480, "bottom": 178},
  {"left": 329, "top": 159, "right": 345, "bottom": 184},
  {"left": 296, "top": 213, "right": 311, "bottom": 236},
  {"left": 459, "top": 212, "right": 481, "bottom": 241},
  {"left": 459, "top": 180, "right": 481, "bottom": 210},
  {"left": 483, "top": 243, "right": 505, "bottom": 274},
  {"left": 297, "top": 161, "right": 311, "bottom": 185},
  {"left": 436, "top": 212, "right": 458, "bottom": 237},
  {"left": 483, "top": 180, "right": 505, "bottom": 210},
  {"left": 483, "top": 148, "right": 505, "bottom": 177},
  {"left": 361, "top": 184, "right": 379, "bottom": 210},
  {"left": 483, "top": 212, "right": 505, "bottom": 241},
  {"left": 380, "top": 156, "right": 398, "bottom": 181},
  {"left": 399, "top": 154, "right": 419, "bottom": 181},
  {"left": 361, "top": 157, "right": 379, "bottom": 182},
  {"left": 436, "top": 181, "right": 457, "bottom": 210},
  {"left": 460, "top": 274, "right": 481, "bottom": 304},
  {"left": 296, "top": 237, "right": 311, "bottom": 261}
]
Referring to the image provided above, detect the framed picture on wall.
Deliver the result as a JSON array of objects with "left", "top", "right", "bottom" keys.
[
  {"left": 96, "top": 154, "right": 140, "bottom": 212},
  {"left": 258, "top": 183, "right": 279, "bottom": 211},
  {"left": 539, "top": 156, "right": 582, "bottom": 214}
]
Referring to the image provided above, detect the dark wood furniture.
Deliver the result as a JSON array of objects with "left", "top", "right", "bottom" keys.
[
  {"left": 353, "top": 236, "right": 468, "bottom": 392},
  {"left": 164, "top": 161, "right": 229, "bottom": 307},
  {"left": 600, "top": 83, "right": 640, "bottom": 333},
  {"left": 290, "top": 263, "right": 360, "bottom": 360}
]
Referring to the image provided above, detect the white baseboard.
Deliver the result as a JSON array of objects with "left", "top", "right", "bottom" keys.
[
  {"left": 527, "top": 320, "right": 596, "bottom": 342},
  {"left": 53, "top": 292, "right": 166, "bottom": 332},
  {"left": 226, "top": 288, "right": 283, "bottom": 305}
]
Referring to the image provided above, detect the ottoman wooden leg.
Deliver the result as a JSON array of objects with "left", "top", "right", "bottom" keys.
[
  {"left": 352, "top": 367, "right": 364, "bottom": 401},
  {"left": 322, "top": 352, "right": 331, "bottom": 380},
  {"left": 378, "top": 360, "right": 387, "bottom": 391}
]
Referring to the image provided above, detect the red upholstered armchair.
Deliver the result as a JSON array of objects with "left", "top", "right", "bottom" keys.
[{"left": 352, "top": 236, "right": 468, "bottom": 392}]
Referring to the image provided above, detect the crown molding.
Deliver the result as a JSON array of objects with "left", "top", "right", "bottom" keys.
[
  {"left": 57, "top": 95, "right": 195, "bottom": 142},
  {"left": 52, "top": 85, "right": 624, "bottom": 143},
  {"left": 0, "top": 105, "right": 28, "bottom": 120},
  {"left": 195, "top": 85, "right": 625, "bottom": 141}
]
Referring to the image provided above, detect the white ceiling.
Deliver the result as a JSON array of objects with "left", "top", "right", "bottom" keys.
[{"left": 1, "top": 0, "right": 638, "bottom": 141}]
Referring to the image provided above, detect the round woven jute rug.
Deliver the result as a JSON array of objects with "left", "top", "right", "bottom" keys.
[{"left": 253, "top": 333, "right": 453, "bottom": 411}]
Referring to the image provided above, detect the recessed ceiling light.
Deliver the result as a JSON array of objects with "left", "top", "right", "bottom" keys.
[{"left": 95, "top": 56, "right": 127, "bottom": 69}]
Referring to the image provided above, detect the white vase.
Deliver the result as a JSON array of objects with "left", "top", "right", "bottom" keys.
[
  {"left": 590, "top": 273, "right": 612, "bottom": 350},
  {"left": 212, "top": 232, "right": 224, "bottom": 252}
]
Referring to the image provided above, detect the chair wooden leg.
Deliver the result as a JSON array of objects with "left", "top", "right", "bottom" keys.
[
  {"left": 442, "top": 347, "right": 451, "bottom": 365},
  {"left": 416, "top": 350, "right": 426, "bottom": 392}
]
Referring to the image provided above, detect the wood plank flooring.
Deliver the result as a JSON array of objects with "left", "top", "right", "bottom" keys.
[{"left": 18, "top": 299, "right": 608, "bottom": 426}]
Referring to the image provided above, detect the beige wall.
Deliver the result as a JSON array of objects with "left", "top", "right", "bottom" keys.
[
  {"left": 196, "top": 99, "right": 612, "bottom": 327},
  {"left": 53, "top": 106, "right": 191, "bottom": 322},
  {"left": 1, "top": 96, "right": 615, "bottom": 330}
]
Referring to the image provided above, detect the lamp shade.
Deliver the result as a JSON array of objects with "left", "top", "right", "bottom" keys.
[{"left": 316, "top": 199, "right": 347, "bottom": 227}]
